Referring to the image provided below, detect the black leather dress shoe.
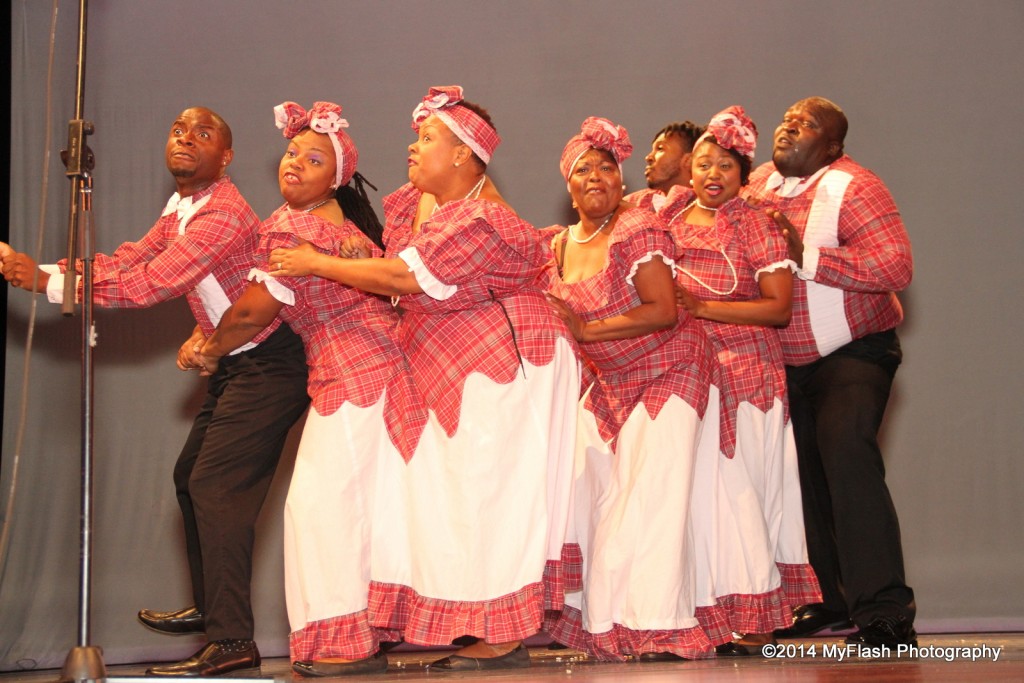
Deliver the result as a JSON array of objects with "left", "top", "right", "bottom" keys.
[
  {"left": 145, "top": 639, "right": 260, "bottom": 677},
  {"left": 845, "top": 616, "right": 917, "bottom": 648},
  {"left": 291, "top": 651, "right": 388, "bottom": 677},
  {"left": 429, "top": 643, "right": 530, "bottom": 671},
  {"left": 138, "top": 606, "right": 206, "bottom": 635},
  {"left": 715, "top": 641, "right": 762, "bottom": 657},
  {"left": 637, "top": 651, "right": 689, "bottom": 662},
  {"left": 773, "top": 604, "right": 852, "bottom": 638}
]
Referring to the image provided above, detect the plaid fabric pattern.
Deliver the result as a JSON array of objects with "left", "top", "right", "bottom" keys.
[
  {"left": 368, "top": 548, "right": 577, "bottom": 645},
  {"left": 546, "top": 208, "right": 713, "bottom": 444},
  {"left": 545, "top": 605, "right": 714, "bottom": 662},
  {"left": 289, "top": 609, "right": 378, "bottom": 661},
  {"left": 778, "top": 562, "right": 823, "bottom": 608},
  {"left": 86, "top": 178, "right": 278, "bottom": 343},
  {"left": 744, "top": 156, "right": 912, "bottom": 366},
  {"left": 543, "top": 543, "right": 583, "bottom": 611},
  {"left": 559, "top": 117, "right": 632, "bottom": 181},
  {"left": 668, "top": 194, "right": 793, "bottom": 457},
  {"left": 368, "top": 580, "right": 545, "bottom": 646},
  {"left": 624, "top": 188, "right": 659, "bottom": 211},
  {"left": 693, "top": 605, "right": 734, "bottom": 646},
  {"left": 697, "top": 586, "right": 794, "bottom": 636},
  {"left": 412, "top": 87, "right": 501, "bottom": 163},
  {"left": 382, "top": 183, "right": 575, "bottom": 436},
  {"left": 258, "top": 206, "right": 427, "bottom": 460}
]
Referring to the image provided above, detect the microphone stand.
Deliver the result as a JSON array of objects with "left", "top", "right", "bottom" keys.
[{"left": 58, "top": 0, "right": 105, "bottom": 681}]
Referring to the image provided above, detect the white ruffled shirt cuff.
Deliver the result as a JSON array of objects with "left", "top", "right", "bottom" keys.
[
  {"left": 247, "top": 268, "right": 296, "bottom": 306},
  {"left": 398, "top": 247, "right": 458, "bottom": 301},
  {"left": 798, "top": 246, "right": 821, "bottom": 280},
  {"left": 42, "top": 265, "right": 72, "bottom": 303}
]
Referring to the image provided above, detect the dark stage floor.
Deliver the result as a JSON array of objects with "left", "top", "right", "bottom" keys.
[{"left": 2, "top": 632, "right": 1020, "bottom": 682}]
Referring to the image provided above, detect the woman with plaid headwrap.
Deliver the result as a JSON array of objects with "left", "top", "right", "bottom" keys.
[
  {"left": 269, "top": 86, "right": 580, "bottom": 672},
  {"left": 199, "top": 101, "right": 426, "bottom": 676},
  {"left": 542, "top": 117, "right": 716, "bottom": 662},
  {"left": 663, "top": 106, "right": 819, "bottom": 655}
]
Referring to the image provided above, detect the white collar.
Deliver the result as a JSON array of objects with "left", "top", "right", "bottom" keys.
[
  {"left": 765, "top": 165, "right": 829, "bottom": 198},
  {"left": 161, "top": 192, "right": 194, "bottom": 218}
]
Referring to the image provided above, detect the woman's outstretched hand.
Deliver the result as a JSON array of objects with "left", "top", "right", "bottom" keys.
[{"left": 269, "top": 242, "right": 321, "bottom": 277}]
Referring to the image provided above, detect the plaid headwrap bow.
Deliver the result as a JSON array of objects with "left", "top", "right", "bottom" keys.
[
  {"left": 560, "top": 116, "right": 633, "bottom": 181},
  {"left": 411, "top": 85, "right": 501, "bottom": 164},
  {"left": 274, "top": 101, "right": 358, "bottom": 187},
  {"left": 696, "top": 105, "right": 758, "bottom": 160}
]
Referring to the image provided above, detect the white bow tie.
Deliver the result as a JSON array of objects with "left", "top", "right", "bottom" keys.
[
  {"left": 161, "top": 193, "right": 193, "bottom": 219},
  {"left": 766, "top": 166, "right": 829, "bottom": 198}
]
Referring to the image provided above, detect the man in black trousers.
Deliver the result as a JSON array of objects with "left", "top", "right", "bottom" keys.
[
  {"left": 744, "top": 96, "right": 916, "bottom": 648},
  {"left": 2, "top": 106, "right": 309, "bottom": 675}
]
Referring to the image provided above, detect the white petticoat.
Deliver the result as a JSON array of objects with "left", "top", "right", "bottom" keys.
[
  {"left": 691, "top": 392, "right": 810, "bottom": 604},
  {"left": 566, "top": 390, "right": 705, "bottom": 633},
  {"left": 370, "top": 337, "right": 579, "bottom": 603}
]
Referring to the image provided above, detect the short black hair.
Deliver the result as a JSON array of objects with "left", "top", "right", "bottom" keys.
[{"left": 653, "top": 121, "right": 705, "bottom": 152}]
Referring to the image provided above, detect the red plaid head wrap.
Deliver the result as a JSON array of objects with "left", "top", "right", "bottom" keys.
[
  {"left": 695, "top": 105, "right": 758, "bottom": 161},
  {"left": 274, "top": 101, "right": 358, "bottom": 188},
  {"left": 559, "top": 117, "right": 633, "bottom": 181},
  {"left": 411, "top": 85, "right": 501, "bottom": 164}
]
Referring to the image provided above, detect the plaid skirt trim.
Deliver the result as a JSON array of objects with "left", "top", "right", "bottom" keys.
[
  {"left": 696, "top": 585, "right": 794, "bottom": 636},
  {"left": 289, "top": 609, "right": 377, "bottom": 661},
  {"left": 544, "top": 605, "right": 714, "bottom": 662},
  {"left": 779, "top": 562, "right": 823, "bottom": 607},
  {"left": 368, "top": 551, "right": 579, "bottom": 646}
]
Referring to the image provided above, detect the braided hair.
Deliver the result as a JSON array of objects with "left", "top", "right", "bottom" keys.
[{"left": 334, "top": 172, "right": 385, "bottom": 250}]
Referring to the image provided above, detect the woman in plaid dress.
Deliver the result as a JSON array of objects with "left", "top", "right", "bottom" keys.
[
  {"left": 270, "top": 86, "right": 580, "bottom": 672},
  {"left": 666, "top": 107, "right": 819, "bottom": 655},
  {"left": 542, "top": 117, "right": 716, "bottom": 662},
  {"left": 200, "top": 101, "right": 426, "bottom": 676}
]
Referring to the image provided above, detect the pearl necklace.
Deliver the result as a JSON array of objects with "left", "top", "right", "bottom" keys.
[
  {"left": 694, "top": 199, "right": 719, "bottom": 212},
  {"left": 676, "top": 201, "right": 738, "bottom": 296},
  {"left": 300, "top": 197, "right": 332, "bottom": 213},
  {"left": 569, "top": 211, "right": 614, "bottom": 244},
  {"left": 433, "top": 175, "right": 487, "bottom": 215}
]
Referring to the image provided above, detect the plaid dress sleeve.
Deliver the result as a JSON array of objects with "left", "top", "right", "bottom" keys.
[{"left": 410, "top": 201, "right": 551, "bottom": 292}]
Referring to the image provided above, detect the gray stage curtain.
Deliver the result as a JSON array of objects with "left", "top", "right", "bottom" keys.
[{"left": 4, "top": 0, "right": 1023, "bottom": 671}]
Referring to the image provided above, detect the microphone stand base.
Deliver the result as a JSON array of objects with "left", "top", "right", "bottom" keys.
[{"left": 59, "top": 645, "right": 107, "bottom": 683}]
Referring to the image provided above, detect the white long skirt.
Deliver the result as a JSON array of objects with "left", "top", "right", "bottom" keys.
[
  {"left": 284, "top": 397, "right": 393, "bottom": 639},
  {"left": 554, "top": 389, "right": 711, "bottom": 660},
  {"left": 691, "top": 394, "right": 815, "bottom": 636},
  {"left": 368, "top": 338, "right": 579, "bottom": 644}
]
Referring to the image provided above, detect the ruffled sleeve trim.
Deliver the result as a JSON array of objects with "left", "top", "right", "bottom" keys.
[
  {"left": 607, "top": 206, "right": 672, "bottom": 249},
  {"left": 755, "top": 258, "right": 798, "bottom": 281},
  {"left": 398, "top": 246, "right": 458, "bottom": 301},
  {"left": 247, "top": 268, "right": 296, "bottom": 306},
  {"left": 625, "top": 250, "right": 676, "bottom": 287},
  {"left": 261, "top": 205, "right": 340, "bottom": 253}
]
